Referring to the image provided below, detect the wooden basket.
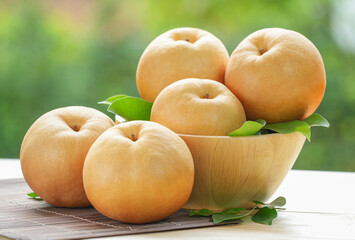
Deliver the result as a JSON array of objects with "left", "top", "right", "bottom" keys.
[{"left": 179, "top": 132, "right": 306, "bottom": 210}]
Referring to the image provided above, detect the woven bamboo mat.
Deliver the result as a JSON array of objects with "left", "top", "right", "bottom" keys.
[{"left": 0, "top": 179, "right": 239, "bottom": 240}]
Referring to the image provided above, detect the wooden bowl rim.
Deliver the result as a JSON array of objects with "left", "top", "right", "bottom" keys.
[
  {"left": 113, "top": 115, "right": 305, "bottom": 141},
  {"left": 178, "top": 132, "right": 304, "bottom": 139}
]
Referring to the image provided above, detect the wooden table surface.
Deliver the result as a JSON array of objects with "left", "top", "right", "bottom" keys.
[{"left": 1, "top": 159, "right": 354, "bottom": 240}]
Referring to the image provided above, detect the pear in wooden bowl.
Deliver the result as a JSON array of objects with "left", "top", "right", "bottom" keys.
[{"left": 179, "top": 132, "right": 306, "bottom": 210}]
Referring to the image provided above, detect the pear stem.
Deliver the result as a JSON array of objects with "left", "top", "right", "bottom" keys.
[{"left": 259, "top": 48, "right": 266, "bottom": 55}]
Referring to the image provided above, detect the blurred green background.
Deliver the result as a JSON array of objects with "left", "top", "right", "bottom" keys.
[{"left": 1, "top": 0, "right": 354, "bottom": 171}]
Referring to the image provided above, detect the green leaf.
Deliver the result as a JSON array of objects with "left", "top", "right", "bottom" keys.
[
  {"left": 269, "top": 196, "right": 286, "bottom": 207},
  {"left": 98, "top": 95, "right": 128, "bottom": 105},
  {"left": 108, "top": 97, "right": 153, "bottom": 121},
  {"left": 229, "top": 119, "right": 266, "bottom": 136},
  {"left": 212, "top": 206, "right": 256, "bottom": 224},
  {"left": 27, "top": 192, "right": 42, "bottom": 200},
  {"left": 263, "top": 120, "right": 311, "bottom": 141},
  {"left": 188, "top": 197, "right": 286, "bottom": 225},
  {"left": 189, "top": 209, "right": 215, "bottom": 217},
  {"left": 252, "top": 207, "right": 277, "bottom": 225},
  {"left": 304, "top": 113, "right": 330, "bottom": 128},
  {"left": 253, "top": 200, "right": 266, "bottom": 205},
  {"left": 212, "top": 213, "right": 244, "bottom": 224},
  {"left": 222, "top": 207, "right": 245, "bottom": 214}
]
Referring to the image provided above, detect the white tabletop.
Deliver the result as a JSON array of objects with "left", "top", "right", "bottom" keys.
[{"left": 1, "top": 159, "right": 355, "bottom": 239}]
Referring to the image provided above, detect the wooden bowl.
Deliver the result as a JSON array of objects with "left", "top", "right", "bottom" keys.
[{"left": 179, "top": 133, "right": 306, "bottom": 210}]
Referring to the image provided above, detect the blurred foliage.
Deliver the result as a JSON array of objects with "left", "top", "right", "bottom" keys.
[{"left": 0, "top": 0, "right": 354, "bottom": 171}]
